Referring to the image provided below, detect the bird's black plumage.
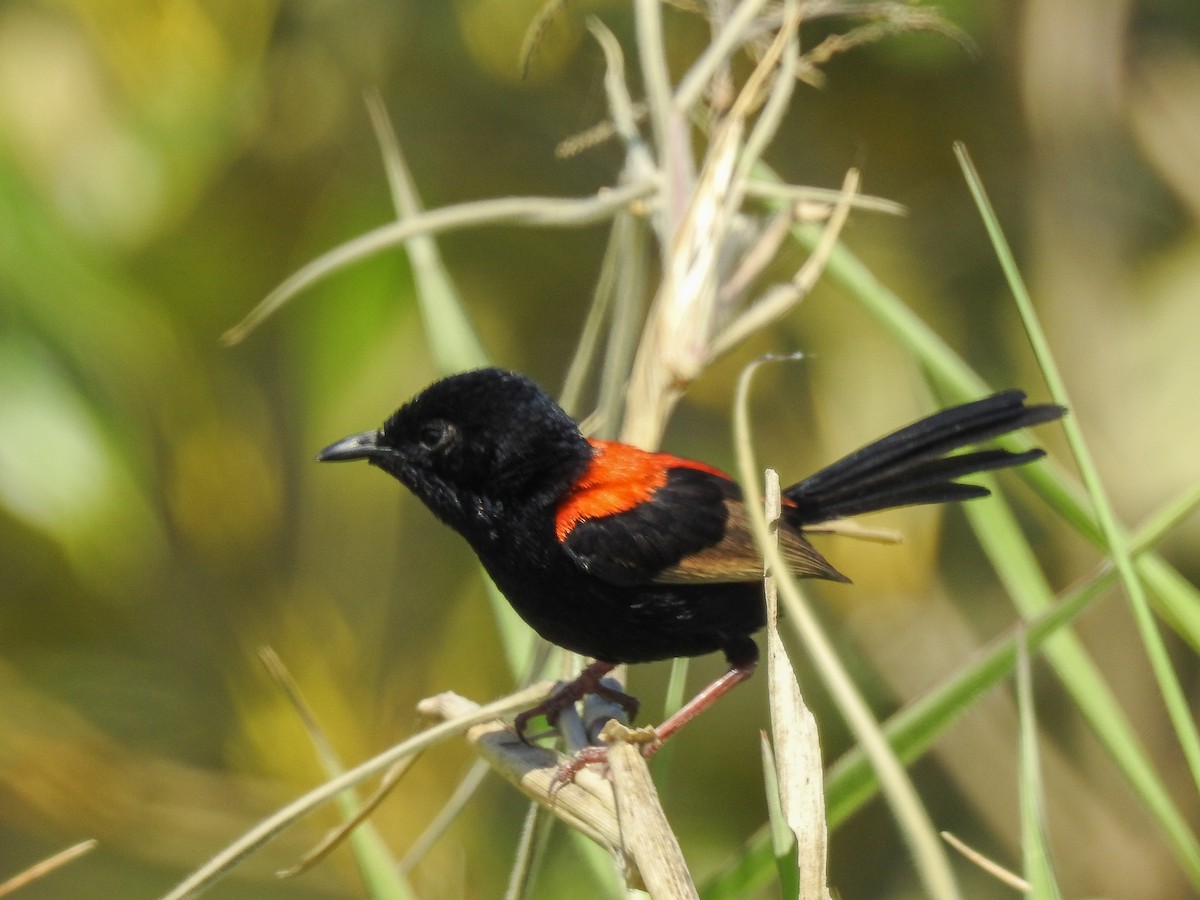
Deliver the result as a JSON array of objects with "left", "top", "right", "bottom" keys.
[{"left": 318, "top": 368, "right": 1065, "bottom": 742}]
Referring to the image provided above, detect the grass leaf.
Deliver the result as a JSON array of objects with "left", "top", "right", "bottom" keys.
[{"left": 1016, "top": 632, "right": 1064, "bottom": 899}]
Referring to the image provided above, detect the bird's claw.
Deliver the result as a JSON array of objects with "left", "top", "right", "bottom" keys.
[
  {"left": 513, "top": 663, "right": 639, "bottom": 744},
  {"left": 549, "top": 722, "right": 663, "bottom": 786}
]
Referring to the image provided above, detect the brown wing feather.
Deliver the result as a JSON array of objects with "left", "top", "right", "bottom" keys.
[{"left": 651, "top": 499, "right": 849, "bottom": 585}]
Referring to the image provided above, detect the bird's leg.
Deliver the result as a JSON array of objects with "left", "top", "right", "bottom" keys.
[
  {"left": 647, "top": 635, "right": 759, "bottom": 752},
  {"left": 513, "top": 660, "right": 639, "bottom": 743},
  {"left": 554, "top": 654, "right": 759, "bottom": 782},
  {"left": 649, "top": 658, "right": 757, "bottom": 747}
]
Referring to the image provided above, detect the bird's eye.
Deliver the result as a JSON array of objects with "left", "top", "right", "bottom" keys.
[{"left": 417, "top": 420, "right": 458, "bottom": 455}]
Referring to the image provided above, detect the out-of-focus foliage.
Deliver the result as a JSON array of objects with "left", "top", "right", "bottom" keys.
[{"left": 0, "top": 1, "right": 1197, "bottom": 897}]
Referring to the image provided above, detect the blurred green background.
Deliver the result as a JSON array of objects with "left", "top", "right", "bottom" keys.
[{"left": 1, "top": 0, "right": 1198, "bottom": 897}]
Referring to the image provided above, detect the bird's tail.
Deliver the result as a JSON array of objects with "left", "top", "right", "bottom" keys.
[{"left": 782, "top": 391, "right": 1065, "bottom": 526}]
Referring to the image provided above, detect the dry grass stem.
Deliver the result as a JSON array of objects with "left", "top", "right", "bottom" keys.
[
  {"left": 160, "top": 683, "right": 554, "bottom": 900},
  {"left": 222, "top": 181, "right": 656, "bottom": 346},
  {"left": 763, "top": 470, "right": 831, "bottom": 900},
  {"left": 0, "top": 840, "right": 98, "bottom": 899},
  {"left": 400, "top": 759, "right": 491, "bottom": 873},
  {"left": 709, "top": 167, "right": 858, "bottom": 359},
  {"left": 603, "top": 722, "right": 699, "bottom": 899},
  {"left": 416, "top": 692, "right": 637, "bottom": 884},
  {"left": 941, "top": 831, "right": 1031, "bottom": 892},
  {"left": 803, "top": 518, "right": 903, "bottom": 544},
  {"left": 276, "top": 753, "right": 419, "bottom": 879}
]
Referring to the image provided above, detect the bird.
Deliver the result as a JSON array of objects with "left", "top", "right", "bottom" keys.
[{"left": 317, "top": 367, "right": 1064, "bottom": 757}]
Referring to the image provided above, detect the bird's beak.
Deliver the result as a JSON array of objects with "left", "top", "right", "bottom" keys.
[{"left": 316, "top": 430, "right": 381, "bottom": 462}]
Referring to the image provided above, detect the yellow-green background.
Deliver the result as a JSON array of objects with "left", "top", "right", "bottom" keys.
[{"left": 1, "top": 1, "right": 1197, "bottom": 897}]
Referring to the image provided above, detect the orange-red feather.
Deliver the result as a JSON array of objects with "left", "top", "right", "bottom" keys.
[{"left": 554, "top": 440, "right": 727, "bottom": 542}]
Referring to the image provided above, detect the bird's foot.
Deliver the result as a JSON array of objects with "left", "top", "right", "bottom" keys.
[
  {"left": 513, "top": 660, "right": 639, "bottom": 743},
  {"left": 551, "top": 721, "right": 662, "bottom": 785}
]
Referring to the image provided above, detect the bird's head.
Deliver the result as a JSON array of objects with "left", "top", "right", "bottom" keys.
[{"left": 317, "top": 368, "right": 591, "bottom": 536}]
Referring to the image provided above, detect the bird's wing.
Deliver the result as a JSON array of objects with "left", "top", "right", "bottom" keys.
[
  {"left": 556, "top": 444, "right": 846, "bottom": 586},
  {"left": 654, "top": 497, "right": 849, "bottom": 585}
]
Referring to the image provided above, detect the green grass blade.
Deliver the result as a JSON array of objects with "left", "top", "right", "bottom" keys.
[
  {"left": 825, "top": 562, "right": 1111, "bottom": 825},
  {"left": 957, "top": 143, "right": 1200, "bottom": 797},
  {"left": 761, "top": 167, "right": 1200, "bottom": 645},
  {"left": 820, "top": 200, "right": 1200, "bottom": 657},
  {"left": 797, "top": 211, "right": 1200, "bottom": 653},
  {"left": 734, "top": 358, "right": 961, "bottom": 900},
  {"left": 160, "top": 684, "right": 553, "bottom": 899},
  {"left": 558, "top": 215, "right": 619, "bottom": 415},
  {"left": 1015, "top": 633, "right": 1063, "bottom": 900},
  {"left": 754, "top": 168, "right": 1200, "bottom": 885},
  {"left": 825, "top": 482, "right": 1200, "bottom": 858},
  {"left": 704, "top": 538, "right": 1185, "bottom": 897},
  {"left": 366, "top": 94, "right": 561, "bottom": 687},
  {"left": 697, "top": 165, "right": 1200, "bottom": 898},
  {"left": 259, "top": 648, "right": 415, "bottom": 900},
  {"left": 367, "top": 93, "right": 488, "bottom": 372},
  {"left": 698, "top": 826, "right": 775, "bottom": 900},
  {"left": 960, "top": 487, "right": 1200, "bottom": 886}
]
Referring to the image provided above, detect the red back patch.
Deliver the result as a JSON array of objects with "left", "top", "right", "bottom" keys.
[{"left": 555, "top": 440, "right": 727, "bottom": 542}]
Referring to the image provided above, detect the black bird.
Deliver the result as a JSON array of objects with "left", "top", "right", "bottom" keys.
[{"left": 318, "top": 368, "right": 1064, "bottom": 753}]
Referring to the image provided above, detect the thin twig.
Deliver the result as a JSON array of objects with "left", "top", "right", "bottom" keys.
[
  {"left": 941, "top": 832, "right": 1031, "bottom": 892},
  {"left": 0, "top": 841, "right": 97, "bottom": 898},
  {"left": 673, "top": 0, "right": 777, "bottom": 114},
  {"left": 277, "top": 753, "right": 420, "bottom": 879},
  {"left": 160, "top": 683, "right": 554, "bottom": 900},
  {"left": 223, "top": 181, "right": 656, "bottom": 345},
  {"left": 735, "top": 0, "right": 802, "bottom": 181},
  {"left": 709, "top": 167, "right": 859, "bottom": 359}
]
